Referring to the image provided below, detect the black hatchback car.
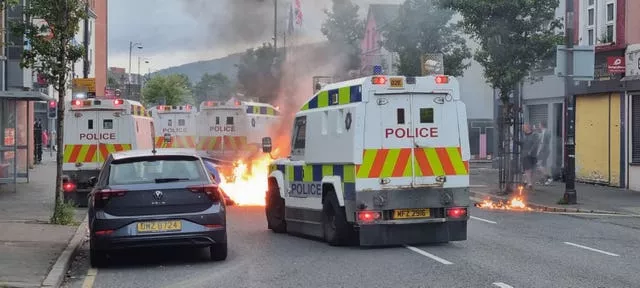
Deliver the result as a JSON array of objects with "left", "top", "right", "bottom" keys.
[{"left": 87, "top": 148, "right": 227, "bottom": 267}]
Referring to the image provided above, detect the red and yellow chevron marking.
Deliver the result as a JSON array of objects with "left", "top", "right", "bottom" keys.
[
  {"left": 154, "top": 136, "right": 196, "bottom": 148},
  {"left": 63, "top": 143, "right": 132, "bottom": 163},
  {"left": 355, "top": 147, "right": 468, "bottom": 178},
  {"left": 222, "top": 136, "right": 247, "bottom": 151},
  {"left": 413, "top": 147, "right": 468, "bottom": 177},
  {"left": 196, "top": 136, "right": 222, "bottom": 151},
  {"left": 64, "top": 144, "right": 99, "bottom": 163}
]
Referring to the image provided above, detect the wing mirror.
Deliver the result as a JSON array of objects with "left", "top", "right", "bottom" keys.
[
  {"left": 88, "top": 176, "right": 98, "bottom": 186},
  {"left": 262, "top": 137, "right": 272, "bottom": 153}
]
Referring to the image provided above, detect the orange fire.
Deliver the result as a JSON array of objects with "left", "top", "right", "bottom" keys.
[
  {"left": 218, "top": 155, "right": 272, "bottom": 206},
  {"left": 475, "top": 186, "right": 533, "bottom": 211}
]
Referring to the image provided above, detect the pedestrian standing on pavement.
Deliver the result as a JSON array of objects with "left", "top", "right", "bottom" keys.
[
  {"left": 536, "top": 120, "right": 552, "bottom": 185},
  {"left": 521, "top": 123, "right": 539, "bottom": 189},
  {"left": 42, "top": 129, "right": 49, "bottom": 151}
]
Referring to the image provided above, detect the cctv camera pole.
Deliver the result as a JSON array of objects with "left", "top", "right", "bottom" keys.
[
  {"left": 83, "top": 1, "right": 89, "bottom": 78},
  {"left": 563, "top": 0, "right": 577, "bottom": 204},
  {"left": 274, "top": 0, "right": 277, "bottom": 51},
  {"left": 128, "top": 41, "right": 133, "bottom": 99}
]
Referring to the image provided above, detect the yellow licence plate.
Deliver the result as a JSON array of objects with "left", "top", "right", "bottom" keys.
[
  {"left": 136, "top": 220, "right": 182, "bottom": 233},
  {"left": 393, "top": 208, "right": 431, "bottom": 219}
]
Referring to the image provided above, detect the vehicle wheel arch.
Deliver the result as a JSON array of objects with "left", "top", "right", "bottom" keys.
[
  {"left": 268, "top": 170, "right": 285, "bottom": 198},
  {"left": 321, "top": 176, "right": 344, "bottom": 207}
]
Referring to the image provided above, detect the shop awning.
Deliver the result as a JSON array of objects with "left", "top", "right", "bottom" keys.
[{"left": 0, "top": 90, "right": 51, "bottom": 101}]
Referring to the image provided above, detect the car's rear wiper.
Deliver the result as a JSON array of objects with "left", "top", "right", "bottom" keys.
[{"left": 154, "top": 178, "right": 189, "bottom": 183}]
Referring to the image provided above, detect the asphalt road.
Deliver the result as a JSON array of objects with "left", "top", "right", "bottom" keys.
[{"left": 60, "top": 204, "right": 640, "bottom": 288}]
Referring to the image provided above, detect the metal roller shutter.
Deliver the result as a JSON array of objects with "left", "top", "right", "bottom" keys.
[{"left": 527, "top": 104, "right": 548, "bottom": 128}]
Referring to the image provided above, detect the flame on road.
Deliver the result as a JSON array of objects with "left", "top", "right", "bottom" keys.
[
  {"left": 475, "top": 186, "right": 533, "bottom": 211},
  {"left": 218, "top": 155, "right": 272, "bottom": 206}
]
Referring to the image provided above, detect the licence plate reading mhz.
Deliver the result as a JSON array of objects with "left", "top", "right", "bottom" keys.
[{"left": 137, "top": 220, "right": 182, "bottom": 233}]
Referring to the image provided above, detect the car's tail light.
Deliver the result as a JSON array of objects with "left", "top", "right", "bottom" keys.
[
  {"left": 446, "top": 207, "right": 467, "bottom": 218},
  {"left": 62, "top": 181, "right": 76, "bottom": 193},
  {"left": 187, "top": 184, "right": 221, "bottom": 202},
  {"left": 435, "top": 75, "right": 449, "bottom": 84},
  {"left": 94, "top": 229, "right": 114, "bottom": 236},
  {"left": 93, "top": 188, "right": 127, "bottom": 208},
  {"left": 357, "top": 210, "right": 381, "bottom": 222}
]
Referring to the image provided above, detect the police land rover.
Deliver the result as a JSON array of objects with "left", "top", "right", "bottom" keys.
[{"left": 263, "top": 74, "right": 471, "bottom": 246}]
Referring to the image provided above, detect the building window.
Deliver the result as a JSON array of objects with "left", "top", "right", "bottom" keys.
[
  {"left": 588, "top": 8, "right": 594, "bottom": 26},
  {"left": 605, "top": 2, "right": 615, "bottom": 43},
  {"left": 588, "top": 29, "right": 594, "bottom": 46},
  {"left": 607, "top": 3, "right": 614, "bottom": 21},
  {"left": 588, "top": 0, "right": 594, "bottom": 5}
]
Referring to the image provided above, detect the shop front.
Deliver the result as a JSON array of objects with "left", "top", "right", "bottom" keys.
[{"left": 0, "top": 90, "right": 50, "bottom": 185}]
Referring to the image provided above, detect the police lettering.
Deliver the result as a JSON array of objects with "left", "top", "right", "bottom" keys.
[
  {"left": 210, "top": 125, "right": 235, "bottom": 132},
  {"left": 289, "top": 183, "right": 322, "bottom": 198},
  {"left": 80, "top": 133, "right": 116, "bottom": 140},
  {"left": 384, "top": 127, "right": 438, "bottom": 138},
  {"left": 162, "top": 127, "right": 187, "bottom": 133}
]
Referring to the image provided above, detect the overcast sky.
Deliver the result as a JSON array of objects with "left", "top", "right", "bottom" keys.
[{"left": 107, "top": 0, "right": 402, "bottom": 73}]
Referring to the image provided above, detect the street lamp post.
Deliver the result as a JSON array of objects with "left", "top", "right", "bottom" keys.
[
  {"left": 128, "top": 41, "right": 143, "bottom": 98},
  {"left": 274, "top": 0, "right": 277, "bottom": 51}
]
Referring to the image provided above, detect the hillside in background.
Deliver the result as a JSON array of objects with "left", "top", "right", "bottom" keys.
[{"left": 153, "top": 41, "right": 330, "bottom": 84}]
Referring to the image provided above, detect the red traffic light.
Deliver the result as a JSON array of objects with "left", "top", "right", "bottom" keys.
[{"left": 48, "top": 100, "right": 56, "bottom": 108}]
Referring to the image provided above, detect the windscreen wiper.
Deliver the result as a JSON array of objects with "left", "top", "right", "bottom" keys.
[{"left": 154, "top": 178, "right": 189, "bottom": 183}]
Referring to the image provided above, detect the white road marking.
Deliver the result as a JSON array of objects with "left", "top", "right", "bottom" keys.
[
  {"left": 492, "top": 282, "right": 514, "bottom": 288},
  {"left": 470, "top": 216, "right": 497, "bottom": 224},
  {"left": 469, "top": 184, "right": 487, "bottom": 188},
  {"left": 81, "top": 268, "right": 98, "bottom": 288},
  {"left": 563, "top": 242, "right": 619, "bottom": 257},
  {"left": 405, "top": 245, "right": 454, "bottom": 265}
]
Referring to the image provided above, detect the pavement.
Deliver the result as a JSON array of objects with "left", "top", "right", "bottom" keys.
[
  {"left": 60, "top": 205, "right": 640, "bottom": 288},
  {"left": 469, "top": 162, "right": 640, "bottom": 215},
  {"left": 0, "top": 151, "right": 86, "bottom": 288}
]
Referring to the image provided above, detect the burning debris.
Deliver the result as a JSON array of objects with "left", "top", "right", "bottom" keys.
[{"left": 474, "top": 186, "right": 534, "bottom": 211}]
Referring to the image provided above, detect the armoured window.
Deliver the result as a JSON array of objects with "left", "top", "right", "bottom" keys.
[
  {"left": 397, "top": 108, "right": 405, "bottom": 124},
  {"left": 168, "top": 119, "right": 172, "bottom": 127},
  {"left": 226, "top": 117, "right": 234, "bottom": 125},
  {"left": 88, "top": 119, "right": 94, "bottom": 130},
  {"left": 293, "top": 116, "right": 306, "bottom": 149},
  {"left": 419, "top": 108, "right": 434, "bottom": 123},
  {"left": 215, "top": 117, "right": 220, "bottom": 125},
  {"left": 178, "top": 119, "right": 186, "bottom": 126},
  {"left": 103, "top": 119, "right": 113, "bottom": 129}
]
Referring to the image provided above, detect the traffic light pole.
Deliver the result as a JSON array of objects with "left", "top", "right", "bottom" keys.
[{"left": 563, "top": 0, "right": 577, "bottom": 204}]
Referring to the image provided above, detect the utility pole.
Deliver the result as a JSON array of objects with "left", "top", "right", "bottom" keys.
[
  {"left": 128, "top": 41, "right": 142, "bottom": 99},
  {"left": 563, "top": 0, "right": 577, "bottom": 204},
  {"left": 82, "top": 0, "right": 89, "bottom": 78},
  {"left": 273, "top": 0, "right": 277, "bottom": 51}
]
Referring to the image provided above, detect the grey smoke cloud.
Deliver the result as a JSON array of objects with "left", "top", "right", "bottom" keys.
[{"left": 180, "top": 0, "right": 402, "bottom": 49}]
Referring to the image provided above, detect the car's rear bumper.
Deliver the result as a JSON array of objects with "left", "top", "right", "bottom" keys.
[
  {"left": 92, "top": 229, "right": 226, "bottom": 250},
  {"left": 90, "top": 206, "right": 227, "bottom": 250}
]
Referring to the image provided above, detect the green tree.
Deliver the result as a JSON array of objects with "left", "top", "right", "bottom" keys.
[
  {"left": 235, "top": 42, "right": 282, "bottom": 104},
  {"left": 194, "top": 72, "right": 232, "bottom": 105},
  {"left": 382, "top": 0, "right": 471, "bottom": 77},
  {"left": 107, "top": 75, "right": 120, "bottom": 89},
  {"left": 321, "top": 0, "right": 365, "bottom": 73},
  {"left": 10, "top": 0, "right": 86, "bottom": 224},
  {"left": 142, "top": 74, "right": 194, "bottom": 106},
  {"left": 438, "top": 0, "right": 563, "bottom": 102}
]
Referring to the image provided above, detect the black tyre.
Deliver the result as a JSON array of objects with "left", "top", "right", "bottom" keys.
[
  {"left": 266, "top": 180, "right": 286, "bottom": 233},
  {"left": 210, "top": 242, "right": 228, "bottom": 261},
  {"left": 322, "top": 190, "right": 355, "bottom": 246},
  {"left": 89, "top": 239, "right": 108, "bottom": 268}
]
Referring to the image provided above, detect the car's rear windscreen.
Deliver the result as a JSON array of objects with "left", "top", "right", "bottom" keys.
[{"left": 108, "top": 155, "right": 207, "bottom": 185}]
